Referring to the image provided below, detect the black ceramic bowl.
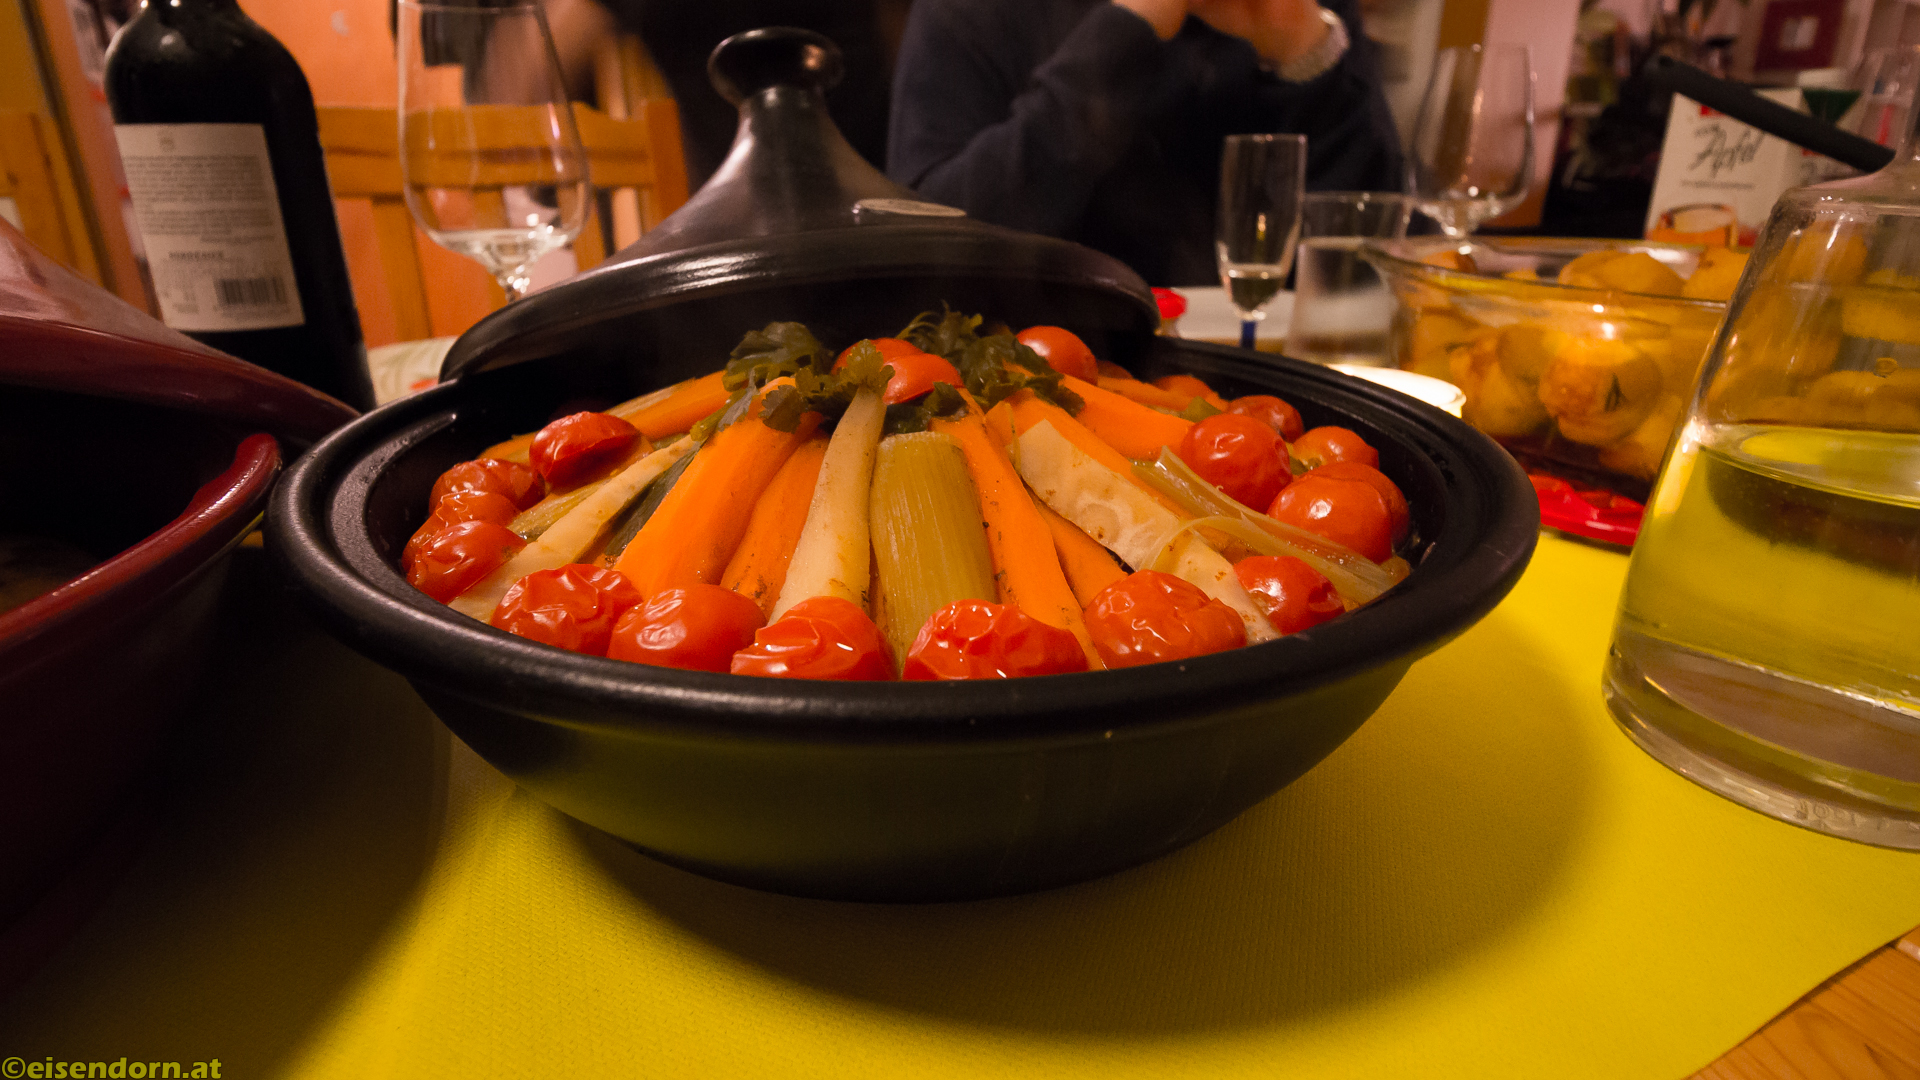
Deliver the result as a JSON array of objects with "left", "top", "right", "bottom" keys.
[{"left": 268, "top": 336, "right": 1537, "bottom": 902}]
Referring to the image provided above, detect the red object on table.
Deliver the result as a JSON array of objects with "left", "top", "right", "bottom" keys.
[
  {"left": 1152, "top": 287, "right": 1188, "bottom": 321},
  {"left": 1530, "top": 474, "right": 1644, "bottom": 546}
]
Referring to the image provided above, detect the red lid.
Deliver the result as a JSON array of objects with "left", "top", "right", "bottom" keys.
[
  {"left": 0, "top": 220, "right": 357, "bottom": 445},
  {"left": 1530, "top": 474, "right": 1642, "bottom": 546},
  {"left": 1152, "top": 287, "right": 1188, "bottom": 320}
]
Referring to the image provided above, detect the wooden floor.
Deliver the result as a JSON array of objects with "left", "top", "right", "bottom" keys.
[{"left": 1694, "top": 926, "right": 1920, "bottom": 1079}]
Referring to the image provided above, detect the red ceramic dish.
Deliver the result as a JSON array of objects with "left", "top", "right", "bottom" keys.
[{"left": 0, "top": 219, "right": 354, "bottom": 990}]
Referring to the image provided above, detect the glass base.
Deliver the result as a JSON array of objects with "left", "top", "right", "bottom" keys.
[{"left": 1604, "top": 636, "right": 1920, "bottom": 851}]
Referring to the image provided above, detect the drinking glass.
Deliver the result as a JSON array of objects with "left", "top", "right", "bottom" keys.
[
  {"left": 1604, "top": 176, "right": 1920, "bottom": 849},
  {"left": 1216, "top": 134, "right": 1306, "bottom": 350},
  {"left": 1286, "top": 191, "right": 1412, "bottom": 366},
  {"left": 1408, "top": 45, "right": 1535, "bottom": 240},
  {"left": 396, "top": 0, "right": 590, "bottom": 303}
]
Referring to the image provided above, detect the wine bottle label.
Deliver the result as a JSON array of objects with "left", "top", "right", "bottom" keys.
[{"left": 113, "top": 123, "right": 307, "bottom": 332}]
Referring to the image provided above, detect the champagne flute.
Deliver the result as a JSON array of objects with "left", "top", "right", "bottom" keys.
[
  {"left": 396, "top": 0, "right": 590, "bottom": 303},
  {"left": 1217, "top": 134, "right": 1306, "bottom": 350},
  {"left": 1408, "top": 44, "right": 1535, "bottom": 240}
]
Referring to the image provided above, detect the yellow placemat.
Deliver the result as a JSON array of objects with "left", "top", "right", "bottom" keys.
[{"left": 5, "top": 538, "right": 1918, "bottom": 1078}]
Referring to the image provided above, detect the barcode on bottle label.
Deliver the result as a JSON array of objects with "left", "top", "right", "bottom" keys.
[
  {"left": 113, "top": 123, "right": 306, "bottom": 332},
  {"left": 215, "top": 275, "right": 289, "bottom": 307}
]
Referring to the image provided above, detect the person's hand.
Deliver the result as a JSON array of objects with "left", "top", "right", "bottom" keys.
[
  {"left": 1113, "top": 0, "right": 1189, "bottom": 40},
  {"left": 1187, "top": 0, "right": 1330, "bottom": 66}
]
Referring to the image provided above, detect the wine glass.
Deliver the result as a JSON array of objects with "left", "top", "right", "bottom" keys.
[
  {"left": 1408, "top": 45, "right": 1535, "bottom": 240},
  {"left": 396, "top": 0, "right": 590, "bottom": 303},
  {"left": 1216, "top": 134, "right": 1306, "bottom": 350}
]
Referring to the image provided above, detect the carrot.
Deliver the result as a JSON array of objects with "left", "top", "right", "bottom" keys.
[
  {"left": 932, "top": 402, "right": 1103, "bottom": 670},
  {"left": 480, "top": 432, "right": 534, "bottom": 463},
  {"left": 1153, "top": 374, "right": 1229, "bottom": 411},
  {"left": 1006, "top": 392, "right": 1186, "bottom": 517},
  {"left": 1097, "top": 376, "right": 1191, "bottom": 412},
  {"left": 612, "top": 386, "right": 821, "bottom": 597},
  {"left": 1029, "top": 492, "right": 1126, "bottom": 607},
  {"left": 615, "top": 370, "right": 731, "bottom": 440},
  {"left": 720, "top": 433, "right": 829, "bottom": 617},
  {"left": 1059, "top": 375, "right": 1194, "bottom": 461},
  {"left": 983, "top": 399, "right": 1018, "bottom": 448}
]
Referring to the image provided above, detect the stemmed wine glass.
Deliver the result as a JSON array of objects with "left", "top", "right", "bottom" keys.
[
  {"left": 1216, "top": 134, "right": 1306, "bottom": 350},
  {"left": 1408, "top": 44, "right": 1535, "bottom": 240},
  {"left": 396, "top": 0, "right": 590, "bottom": 303}
]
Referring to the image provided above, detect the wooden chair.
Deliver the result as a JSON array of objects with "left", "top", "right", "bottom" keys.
[
  {"left": 0, "top": 109, "right": 87, "bottom": 273},
  {"left": 317, "top": 99, "right": 688, "bottom": 343}
]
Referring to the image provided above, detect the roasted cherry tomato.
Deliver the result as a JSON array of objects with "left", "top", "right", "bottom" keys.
[
  {"left": 1267, "top": 474, "right": 1394, "bottom": 562},
  {"left": 1015, "top": 326, "right": 1100, "bottom": 382},
  {"left": 406, "top": 520, "right": 526, "bottom": 603},
  {"left": 490, "top": 564, "right": 644, "bottom": 656},
  {"left": 530, "top": 411, "right": 639, "bottom": 489},
  {"left": 401, "top": 489, "right": 523, "bottom": 572},
  {"left": 1153, "top": 374, "right": 1227, "bottom": 410},
  {"left": 1177, "top": 413, "right": 1291, "bottom": 510},
  {"left": 730, "top": 595, "right": 893, "bottom": 680},
  {"left": 1290, "top": 425, "right": 1379, "bottom": 471},
  {"left": 835, "top": 338, "right": 964, "bottom": 405},
  {"left": 1227, "top": 394, "right": 1305, "bottom": 441},
  {"left": 1082, "top": 570, "right": 1246, "bottom": 669},
  {"left": 1307, "top": 461, "right": 1409, "bottom": 543},
  {"left": 607, "top": 583, "right": 766, "bottom": 672},
  {"left": 1234, "top": 555, "right": 1344, "bottom": 635},
  {"left": 901, "top": 599, "right": 1088, "bottom": 680},
  {"left": 429, "top": 457, "right": 545, "bottom": 510}
]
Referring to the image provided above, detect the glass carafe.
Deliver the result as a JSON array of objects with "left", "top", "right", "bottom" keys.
[{"left": 1604, "top": 112, "right": 1920, "bottom": 849}]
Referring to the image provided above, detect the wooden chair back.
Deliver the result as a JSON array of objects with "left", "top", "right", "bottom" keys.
[
  {"left": 318, "top": 100, "right": 687, "bottom": 342},
  {"left": 0, "top": 109, "right": 86, "bottom": 271}
]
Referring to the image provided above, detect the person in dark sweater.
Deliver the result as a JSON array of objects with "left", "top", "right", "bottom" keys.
[{"left": 886, "top": 0, "right": 1403, "bottom": 285}]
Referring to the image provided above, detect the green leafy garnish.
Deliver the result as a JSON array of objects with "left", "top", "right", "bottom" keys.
[
  {"left": 898, "top": 306, "right": 984, "bottom": 358},
  {"left": 881, "top": 380, "right": 970, "bottom": 435},
  {"left": 759, "top": 338, "right": 894, "bottom": 433},
  {"left": 955, "top": 334, "right": 1084, "bottom": 412},
  {"left": 722, "top": 322, "right": 831, "bottom": 393}
]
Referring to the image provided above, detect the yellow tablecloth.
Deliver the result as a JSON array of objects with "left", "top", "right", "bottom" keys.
[{"left": 6, "top": 537, "right": 1918, "bottom": 1078}]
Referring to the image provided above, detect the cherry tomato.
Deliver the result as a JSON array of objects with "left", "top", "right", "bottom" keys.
[
  {"left": 834, "top": 338, "right": 964, "bottom": 405},
  {"left": 429, "top": 457, "right": 545, "bottom": 510},
  {"left": 1082, "top": 570, "right": 1246, "bottom": 669},
  {"left": 1290, "top": 426, "right": 1379, "bottom": 471},
  {"left": 490, "top": 564, "right": 644, "bottom": 656},
  {"left": 731, "top": 596, "right": 893, "bottom": 680},
  {"left": 1234, "top": 555, "right": 1344, "bottom": 635},
  {"left": 401, "top": 489, "right": 522, "bottom": 572},
  {"left": 1177, "top": 413, "right": 1291, "bottom": 510},
  {"left": 835, "top": 337, "right": 926, "bottom": 368},
  {"left": 530, "top": 411, "right": 639, "bottom": 489},
  {"left": 406, "top": 520, "right": 526, "bottom": 603},
  {"left": 1267, "top": 474, "right": 1394, "bottom": 563},
  {"left": 1307, "top": 461, "right": 1409, "bottom": 543},
  {"left": 901, "top": 599, "right": 1089, "bottom": 680},
  {"left": 607, "top": 584, "right": 766, "bottom": 672},
  {"left": 1153, "top": 374, "right": 1227, "bottom": 410},
  {"left": 1227, "top": 394, "right": 1305, "bottom": 441},
  {"left": 1016, "top": 326, "right": 1100, "bottom": 382}
]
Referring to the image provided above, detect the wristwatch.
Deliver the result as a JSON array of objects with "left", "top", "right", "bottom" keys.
[{"left": 1264, "top": 7, "right": 1350, "bottom": 83}]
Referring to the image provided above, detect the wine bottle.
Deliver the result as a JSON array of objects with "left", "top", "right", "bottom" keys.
[{"left": 104, "top": 0, "right": 375, "bottom": 411}]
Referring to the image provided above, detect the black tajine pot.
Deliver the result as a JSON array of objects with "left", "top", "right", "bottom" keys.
[{"left": 266, "top": 28, "right": 1538, "bottom": 901}]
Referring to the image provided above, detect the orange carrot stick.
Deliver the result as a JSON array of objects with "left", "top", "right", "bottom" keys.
[
  {"left": 1097, "top": 376, "right": 1192, "bottom": 412},
  {"left": 983, "top": 399, "right": 1019, "bottom": 448},
  {"left": 1030, "top": 492, "right": 1126, "bottom": 607},
  {"left": 612, "top": 388, "right": 820, "bottom": 596},
  {"left": 615, "top": 370, "right": 731, "bottom": 440},
  {"left": 720, "top": 433, "right": 829, "bottom": 617},
  {"left": 931, "top": 403, "right": 1103, "bottom": 670},
  {"left": 1059, "top": 375, "right": 1194, "bottom": 460}
]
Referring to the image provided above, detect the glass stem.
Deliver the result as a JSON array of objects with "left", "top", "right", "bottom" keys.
[
  {"left": 499, "top": 268, "right": 531, "bottom": 304},
  {"left": 1240, "top": 319, "right": 1257, "bottom": 349}
]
